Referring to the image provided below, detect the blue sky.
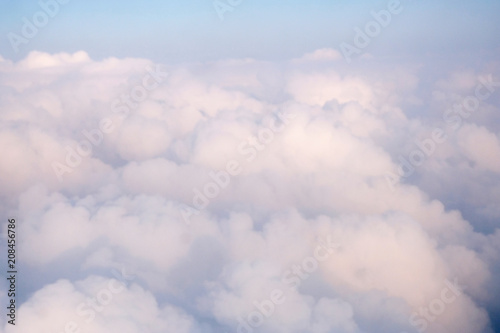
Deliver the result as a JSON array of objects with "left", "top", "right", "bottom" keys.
[{"left": 0, "top": 0, "right": 499, "bottom": 62}]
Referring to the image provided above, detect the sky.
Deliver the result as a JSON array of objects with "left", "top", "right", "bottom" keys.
[
  {"left": 0, "top": 1, "right": 500, "bottom": 333},
  {"left": 0, "top": 0, "right": 499, "bottom": 62}
]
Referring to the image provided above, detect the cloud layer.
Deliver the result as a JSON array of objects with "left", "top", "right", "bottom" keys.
[{"left": 0, "top": 50, "right": 499, "bottom": 333}]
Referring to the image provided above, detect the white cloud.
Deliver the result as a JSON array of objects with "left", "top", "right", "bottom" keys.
[{"left": 0, "top": 50, "right": 499, "bottom": 333}]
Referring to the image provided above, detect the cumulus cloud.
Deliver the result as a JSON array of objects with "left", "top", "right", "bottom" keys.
[
  {"left": 7, "top": 277, "right": 200, "bottom": 333},
  {"left": 0, "top": 50, "right": 499, "bottom": 333}
]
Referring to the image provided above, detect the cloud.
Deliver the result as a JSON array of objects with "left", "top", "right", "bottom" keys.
[
  {"left": 457, "top": 124, "right": 500, "bottom": 173},
  {"left": 7, "top": 277, "right": 200, "bottom": 333},
  {"left": 292, "top": 48, "right": 343, "bottom": 63},
  {"left": 0, "top": 50, "right": 499, "bottom": 333}
]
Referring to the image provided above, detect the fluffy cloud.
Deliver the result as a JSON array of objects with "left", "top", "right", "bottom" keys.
[
  {"left": 6, "top": 277, "right": 200, "bottom": 333},
  {"left": 0, "top": 50, "right": 499, "bottom": 333}
]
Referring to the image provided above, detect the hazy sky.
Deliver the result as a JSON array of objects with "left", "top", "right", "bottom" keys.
[{"left": 1, "top": 0, "right": 499, "bottom": 62}]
